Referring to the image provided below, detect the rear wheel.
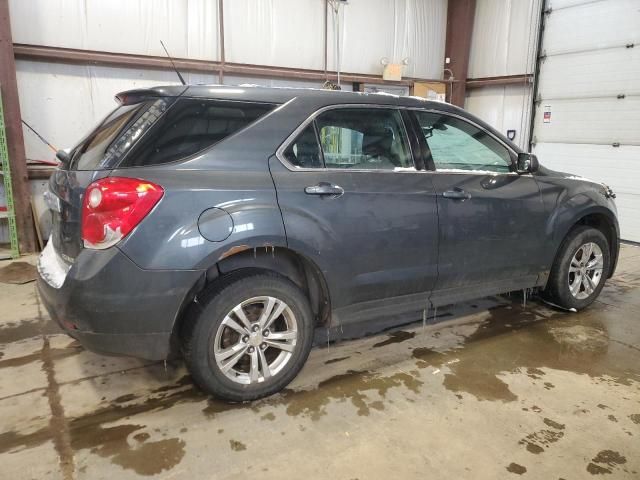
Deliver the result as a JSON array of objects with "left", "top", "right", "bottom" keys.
[
  {"left": 182, "top": 271, "right": 314, "bottom": 402},
  {"left": 544, "top": 226, "right": 610, "bottom": 310}
]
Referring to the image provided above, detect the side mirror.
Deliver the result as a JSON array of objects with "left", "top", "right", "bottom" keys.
[{"left": 516, "top": 153, "right": 539, "bottom": 174}]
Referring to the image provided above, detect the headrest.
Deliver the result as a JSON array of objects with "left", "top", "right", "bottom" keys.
[{"left": 362, "top": 127, "right": 393, "bottom": 156}]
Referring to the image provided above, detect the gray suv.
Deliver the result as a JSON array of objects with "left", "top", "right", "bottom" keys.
[{"left": 37, "top": 85, "right": 619, "bottom": 401}]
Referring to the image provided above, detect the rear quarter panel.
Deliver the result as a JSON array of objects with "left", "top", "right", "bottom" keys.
[{"left": 114, "top": 101, "right": 310, "bottom": 271}]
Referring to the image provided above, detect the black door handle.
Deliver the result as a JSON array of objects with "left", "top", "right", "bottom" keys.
[
  {"left": 304, "top": 182, "right": 344, "bottom": 197},
  {"left": 442, "top": 189, "right": 471, "bottom": 200}
]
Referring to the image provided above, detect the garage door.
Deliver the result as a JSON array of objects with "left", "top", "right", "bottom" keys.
[{"left": 531, "top": 0, "right": 640, "bottom": 241}]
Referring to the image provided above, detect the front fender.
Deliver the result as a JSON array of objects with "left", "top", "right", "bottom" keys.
[{"left": 539, "top": 178, "right": 619, "bottom": 276}]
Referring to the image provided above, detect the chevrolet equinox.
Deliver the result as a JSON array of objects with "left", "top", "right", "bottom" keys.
[{"left": 37, "top": 85, "right": 619, "bottom": 401}]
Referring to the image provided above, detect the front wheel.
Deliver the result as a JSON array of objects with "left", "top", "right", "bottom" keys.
[
  {"left": 182, "top": 271, "right": 314, "bottom": 402},
  {"left": 544, "top": 226, "right": 610, "bottom": 310}
]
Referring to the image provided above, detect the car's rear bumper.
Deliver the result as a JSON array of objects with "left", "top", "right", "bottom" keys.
[{"left": 37, "top": 240, "right": 203, "bottom": 360}]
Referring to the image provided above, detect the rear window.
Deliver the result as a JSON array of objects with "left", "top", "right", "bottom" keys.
[
  {"left": 119, "top": 98, "right": 276, "bottom": 167},
  {"left": 70, "top": 99, "right": 172, "bottom": 170}
]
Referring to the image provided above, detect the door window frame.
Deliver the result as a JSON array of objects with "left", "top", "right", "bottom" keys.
[
  {"left": 408, "top": 109, "right": 522, "bottom": 175},
  {"left": 276, "top": 104, "right": 422, "bottom": 173}
]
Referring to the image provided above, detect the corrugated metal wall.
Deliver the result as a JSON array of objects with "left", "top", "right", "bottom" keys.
[
  {"left": 464, "top": 0, "right": 541, "bottom": 150},
  {"left": 9, "top": 0, "right": 448, "bottom": 162}
]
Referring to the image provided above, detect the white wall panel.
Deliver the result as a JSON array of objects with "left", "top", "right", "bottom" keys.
[
  {"left": 11, "top": 0, "right": 446, "bottom": 79},
  {"left": 468, "top": 0, "right": 541, "bottom": 78},
  {"left": 10, "top": 0, "right": 219, "bottom": 60},
  {"left": 543, "top": 0, "right": 640, "bottom": 55},
  {"left": 533, "top": 98, "right": 640, "bottom": 145},
  {"left": 16, "top": 60, "right": 215, "bottom": 161},
  {"left": 327, "top": 0, "right": 447, "bottom": 79},
  {"left": 534, "top": 143, "right": 640, "bottom": 241},
  {"left": 16, "top": 60, "right": 339, "bottom": 162},
  {"left": 548, "top": 0, "right": 599, "bottom": 8},
  {"left": 538, "top": 47, "right": 640, "bottom": 99},
  {"left": 224, "top": 0, "right": 324, "bottom": 70},
  {"left": 224, "top": 75, "right": 330, "bottom": 89},
  {"left": 465, "top": 84, "right": 532, "bottom": 149}
]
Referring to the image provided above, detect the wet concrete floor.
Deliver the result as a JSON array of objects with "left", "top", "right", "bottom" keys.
[{"left": 1, "top": 245, "right": 639, "bottom": 479}]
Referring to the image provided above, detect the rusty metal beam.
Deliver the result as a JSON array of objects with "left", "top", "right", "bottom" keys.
[
  {"left": 466, "top": 74, "right": 533, "bottom": 89},
  {"left": 217, "top": 0, "right": 225, "bottom": 84},
  {"left": 444, "top": 0, "right": 476, "bottom": 106},
  {"left": 0, "top": 0, "right": 36, "bottom": 253},
  {"left": 13, "top": 43, "right": 449, "bottom": 87}
]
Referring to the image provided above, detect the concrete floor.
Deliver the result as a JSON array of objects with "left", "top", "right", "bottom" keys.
[{"left": 1, "top": 245, "right": 639, "bottom": 479}]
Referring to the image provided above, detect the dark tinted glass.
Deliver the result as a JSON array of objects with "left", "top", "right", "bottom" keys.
[
  {"left": 283, "top": 125, "right": 324, "bottom": 168},
  {"left": 121, "top": 99, "right": 275, "bottom": 167},
  {"left": 315, "top": 108, "right": 413, "bottom": 170},
  {"left": 70, "top": 101, "right": 164, "bottom": 170}
]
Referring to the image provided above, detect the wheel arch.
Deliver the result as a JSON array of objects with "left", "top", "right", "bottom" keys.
[
  {"left": 171, "top": 246, "right": 332, "bottom": 353},
  {"left": 551, "top": 206, "right": 619, "bottom": 279}
]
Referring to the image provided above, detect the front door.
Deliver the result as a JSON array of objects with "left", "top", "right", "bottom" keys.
[
  {"left": 412, "top": 110, "right": 547, "bottom": 306},
  {"left": 270, "top": 106, "right": 439, "bottom": 324}
]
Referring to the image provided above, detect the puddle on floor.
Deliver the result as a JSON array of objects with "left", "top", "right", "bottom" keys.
[
  {"left": 2, "top": 286, "right": 639, "bottom": 477},
  {"left": 0, "top": 262, "right": 37, "bottom": 284},
  {"left": 0, "top": 318, "right": 62, "bottom": 344},
  {"left": 411, "top": 302, "right": 640, "bottom": 402}
]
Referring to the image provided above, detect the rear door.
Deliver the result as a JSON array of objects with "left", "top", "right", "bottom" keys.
[
  {"left": 412, "top": 110, "right": 547, "bottom": 305},
  {"left": 269, "top": 106, "right": 438, "bottom": 324}
]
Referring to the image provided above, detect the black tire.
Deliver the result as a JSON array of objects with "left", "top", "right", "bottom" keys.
[
  {"left": 182, "top": 269, "right": 314, "bottom": 402},
  {"left": 543, "top": 225, "right": 610, "bottom": 310}
]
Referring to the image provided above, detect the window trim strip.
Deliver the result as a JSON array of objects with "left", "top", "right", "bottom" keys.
[
  {"left": 276, "top": 104, "right": 422, "bottom": 174},
  {"left": 276, "top": 103, "right": 522, "bottom": 175}
]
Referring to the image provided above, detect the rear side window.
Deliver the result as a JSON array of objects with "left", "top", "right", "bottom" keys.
[
  {"left": 315, "top": 108, "right": 413, "bottom": 170},
  {"left": 120, "top": 99, "right": 276, "bottom": 167}
]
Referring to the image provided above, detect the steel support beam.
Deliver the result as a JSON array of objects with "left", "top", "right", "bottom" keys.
[
  {"left": 466, "top": 74, "right": 533, "bottom": 89},
  {"left": 13, "top": 43, "right": 449, "bottom": 87},
  {"left": 444, "top": 0, "right": 476, "bottom": 106},
  {"left": 217, "top": 0, "right": 225, "bottom": 84},
  {"left": 0, "top": 0, "right": 36, "bottom": 253}
]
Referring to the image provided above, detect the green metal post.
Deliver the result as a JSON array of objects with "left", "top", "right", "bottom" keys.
[{"left": 0, "top": 87, "right": 20, "bottom": 259}]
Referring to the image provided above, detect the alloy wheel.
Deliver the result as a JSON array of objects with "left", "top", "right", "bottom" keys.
[
  {"left": 567, "top": 242, "right": 604, "bottom": 300},
  {"left": 212, "top": 296, "right": 298, "bottom": 385}
]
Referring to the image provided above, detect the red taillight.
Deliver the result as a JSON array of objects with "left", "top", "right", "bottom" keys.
[{"left": 81, "top": 177, "right": 163, "bottom": 249}]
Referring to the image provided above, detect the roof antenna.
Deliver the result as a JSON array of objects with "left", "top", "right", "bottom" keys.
[
  {"left": 21, "top": 119, "right": 69, "bottom": 165},
  {"left": 160, "top": 40, "right": 186, "bottom": 86},
  {"left": 21, "top": 120, "right": 57, "bottom": 153}
]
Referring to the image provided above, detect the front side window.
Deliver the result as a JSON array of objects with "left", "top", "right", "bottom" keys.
[
  {"left": 415, "top": 111, "right": 512, "bottom": 173},
  {"left": 120, "top": 99, "right": 276, "bottom": 167},
  {"left": 315, "top": 108, "right": 413, "bottom": 170}
]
